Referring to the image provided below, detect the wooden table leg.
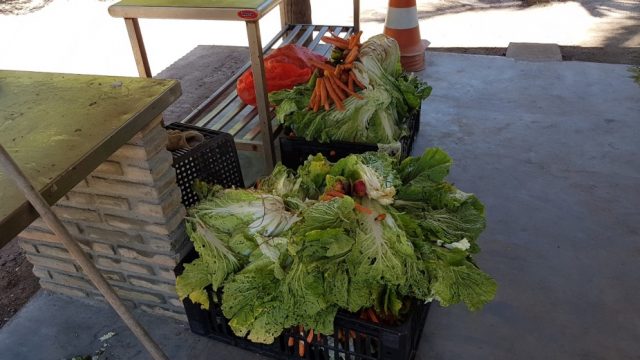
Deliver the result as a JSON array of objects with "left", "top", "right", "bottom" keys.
[
  {"left": 124, "top": 18, "right": 152, "bottom": 78},
  {"left": 0, "top": 146, "right": 168, "bottom": 360},
  {"left": 354, "top": 0, "right": 360, "bottom": 33},
  {"left": 246, "top": 20, "right": 276, "bottom": 172}
]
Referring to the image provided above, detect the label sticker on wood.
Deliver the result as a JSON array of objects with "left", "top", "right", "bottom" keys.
[{"left": 237, "top": 10, "right": 259, "bottom": 20}]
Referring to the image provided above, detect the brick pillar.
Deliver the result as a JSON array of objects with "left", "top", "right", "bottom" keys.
[{"left": 18, "top": 116, "right": 189, "bottom": 321}]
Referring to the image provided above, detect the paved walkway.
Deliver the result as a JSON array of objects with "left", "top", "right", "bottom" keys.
[{"left": 1, "top": 52, "right": 638, "bottom": 359}]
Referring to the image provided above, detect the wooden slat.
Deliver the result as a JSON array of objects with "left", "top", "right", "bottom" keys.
[
  {"left": 278, "top": 24, "right": 303, "bottom": 46},
  {"left": 243, "top": 119, "right": 280, "bottom": 141},
  {"left": 211, "top": 100, "right": 247, "bottom": 130},
  {"left": 308, "top": 25, "right": 329, "bottom": 51},
  {"left": 235, "top": 139, "right": 263, "bottom": 152},
  {"left": 194, "top": 91, "right": 236, "bottom": 127},
  {"left": 295, "top": 25, "right": 316, "bottom": 47},
  {"left": 227, "top": 107, "right": 258, "bottom": 136}
]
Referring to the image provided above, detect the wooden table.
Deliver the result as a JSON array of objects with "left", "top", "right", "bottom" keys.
[
  {"left": 108, "top": 0, "right": 360, "bottom": 172},
  {"left": 108, "top": 0, "right": 282, "bottom": 170},
  {"left": 0, "top": 70, "right": 181, "bottom": 247}
]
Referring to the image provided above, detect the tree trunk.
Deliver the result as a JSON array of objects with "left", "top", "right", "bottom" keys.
[{"left": 283, "top": 0, "right": 312, "bottom": 24}]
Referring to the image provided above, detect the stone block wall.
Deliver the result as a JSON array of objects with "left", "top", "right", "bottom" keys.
[{"left": 18, "top": 116, "right": 190, "bottom": 321}]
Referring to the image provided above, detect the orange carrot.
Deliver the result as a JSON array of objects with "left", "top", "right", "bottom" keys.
[
  {"left": 367, "top": 308, "right": 380, "bottom": 323},
  {"left": 324, "top": 79, "right": 344, "bottom": 110},
  {"left": 345, "top": 46, "right": 359, "bottom": 64},
  {"left": 299, "top": 341, "right": 305, "bottom": 357},
  {"left": 348, "top": 74, "right": 354, "bottom": 92},
  {"left": 354, "top": 203, "right": 373, "bottom": 215},
  {"left": 326, "top": 75, "right": 347, "bottom": 101},
  {"left": 288, "top": 336, "right": 295, "bottom": 347},
  {"left": 321, "top": 36, "right": 349, "bottom": 49},
  {"left": 308, "top": 87, "right": 317, "bottom": 109},
  {"left": 375, "top": 213, "right": 387, "bottom": 221},
  {"left": 310, "top": 60, "right": 336, "bottom": 73},
  {"left": 326, "top": 190, "right": 345, "bottom": 198},
  {"left": 306, "top": 329, "right": 314, "bottom": 343},
  {"left": 352, "top": 31, "right": 363, "bottom": 47},
  {"left": 350, "top": 72, "right": 365, "bottom": 89},
  {"left": 331, "top": 74, "right": 364, "bottom": 99},
  {"left": 314, "top": 80, "right": 323, "bottom": 112},
  {"left": 318, "top": 78, "right": 329, "bottom": 111},
  {"left": 330, "top": 31, "right": 345, "bottom": 40}
]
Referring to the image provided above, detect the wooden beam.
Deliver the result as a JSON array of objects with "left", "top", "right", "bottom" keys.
[{"left": 282, "top": 0, "right": 311, "bottom": 25}]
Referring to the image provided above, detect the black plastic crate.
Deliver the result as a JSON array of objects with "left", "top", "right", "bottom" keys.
[
  {"left": 279, "top": 108, "right": 421, "bottom": 169},
  {"left": 165, "top": 123, "right": 244, "bottom": 208},
  {"left": 175, "top": 250, "right": 430, "bottom": 360}
]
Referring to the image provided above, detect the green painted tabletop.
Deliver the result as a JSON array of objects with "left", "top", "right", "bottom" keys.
[
  {"left": 114, "top": 0, "right": 269, "bottom": 9},
  {"left": 108, "top": 0, "right": 281, "bottom": 20},
  {"left": 0, "top": 71, "right": 181, "bottom": 246}
]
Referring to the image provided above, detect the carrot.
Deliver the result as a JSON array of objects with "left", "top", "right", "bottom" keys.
[
  {"left": 330, "top": 31, "right": 346, "bottom": 40},
  {"left": 352, "top": 31, "right": 363, "bottom": 47},
  {"left": 367, "top": 308, "right": 380, "bottom": 323},
  {"left": 345, "top": 46, "right": 359, "bottom": 64},
  {"left": 324, "top": 79, "right": 344, "bottom": 110},
  {"left": 318, "top": 78, "right": 329, "bottom": 111},
  {"left": 334, "top": 65, "right": 342, "bottom": 77},
  {"left": 326, "top": 75, "right": 346, "bottom": 101},
  {"left": 350, "top": 72, "right": 365, "bottom": 89},
  {"left": 348, "top": 74, "right": 354, "bottom": 92},
  {"left": 306, "top": 329, "right": 314, "bottom": 343},
  {"left": 326, "top": 190, "right": 345, "bottom": 198},
  {"left": 298, "top": 325, "right": 305, "bottom": 357},
  {"left": 354, "top": 203, "right": 373, "bottom": 215},
  {"left": 375, "top": 213, "right": 387, "bottom": 221},
  {"left": 348, "top": 33, "right": 358, "bottom": 49},
  {"left": 310, "top": 60, "right": 336, "bottom": 73},
  {"left": 321, "top": 36, "right": 349, "bottom": 49},
  {"left": 288, "top": 336, "right": 295, "bottom": 347},
  {"left": 314, "top": 80, "right": 323, "bottom": 112},
  {"left": 331, "top": 74, "right": 364, "bottom": 99},
  {"left": 308, "top": 86, "right": 317, "bottom": 110}
]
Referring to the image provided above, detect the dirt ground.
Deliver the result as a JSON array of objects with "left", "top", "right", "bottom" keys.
[
  {"left": 0, "top": 0, "right": 638, "bottom": 329},
  {"left": 0, "top": 239, "right": 39, "bottom": 328}
]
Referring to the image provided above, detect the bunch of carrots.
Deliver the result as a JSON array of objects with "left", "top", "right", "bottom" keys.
[
  {"left": 307, "top": 31, "right": 366, "bottom": 112},
  {"left": 286, "top": 307, "right": 382, "bottom": 357},
  {"left": 319, "top": 178, "right": 387, "bottom": 221}
]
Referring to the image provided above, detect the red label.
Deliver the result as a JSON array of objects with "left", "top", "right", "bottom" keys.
[{"left": 237, "top": 9, "right": 259, "bottom": 20}]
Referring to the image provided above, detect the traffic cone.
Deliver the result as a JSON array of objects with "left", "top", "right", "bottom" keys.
[{"left": 383, "top": 0, "right": 428, "bottom": 72}]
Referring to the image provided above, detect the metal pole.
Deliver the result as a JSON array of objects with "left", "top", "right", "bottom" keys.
[
  {"left": 246, "top": 20, "right": 276, "bottom": 172},
  {"left": 0, "top": 145, "right": 169, "bottom": 360}
]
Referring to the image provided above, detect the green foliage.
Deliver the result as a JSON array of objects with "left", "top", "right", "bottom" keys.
[
  {"left": 269, "top": 34, "right": 431, "bottom": 146},
  {"left": 176, "top": 149, "right": 496, "bottom": 344}
]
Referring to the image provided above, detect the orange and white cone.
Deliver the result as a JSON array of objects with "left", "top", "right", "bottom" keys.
[{"left": 383, "top": 0, "right": 428, "bottom": 72}]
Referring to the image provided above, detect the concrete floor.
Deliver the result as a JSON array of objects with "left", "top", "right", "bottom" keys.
[{"left": 1, "top": 52, "right": 639, "bottom": 359}]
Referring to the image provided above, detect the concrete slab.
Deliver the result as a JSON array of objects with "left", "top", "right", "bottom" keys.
[
  {"left": 0, "top": 291, "right": 269, "bottom": 360},
  {"left": 156, "top": 45, "right": 248, "bottom": 125},
  {"left": 506, "top": 42, "right": 562, "bottom": 62},
  {"left": 416, "top": 52, "right": 640, "bottom": 360},
  {"left": 1, "top": 52, "right": 639, "bottom": 360}
]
